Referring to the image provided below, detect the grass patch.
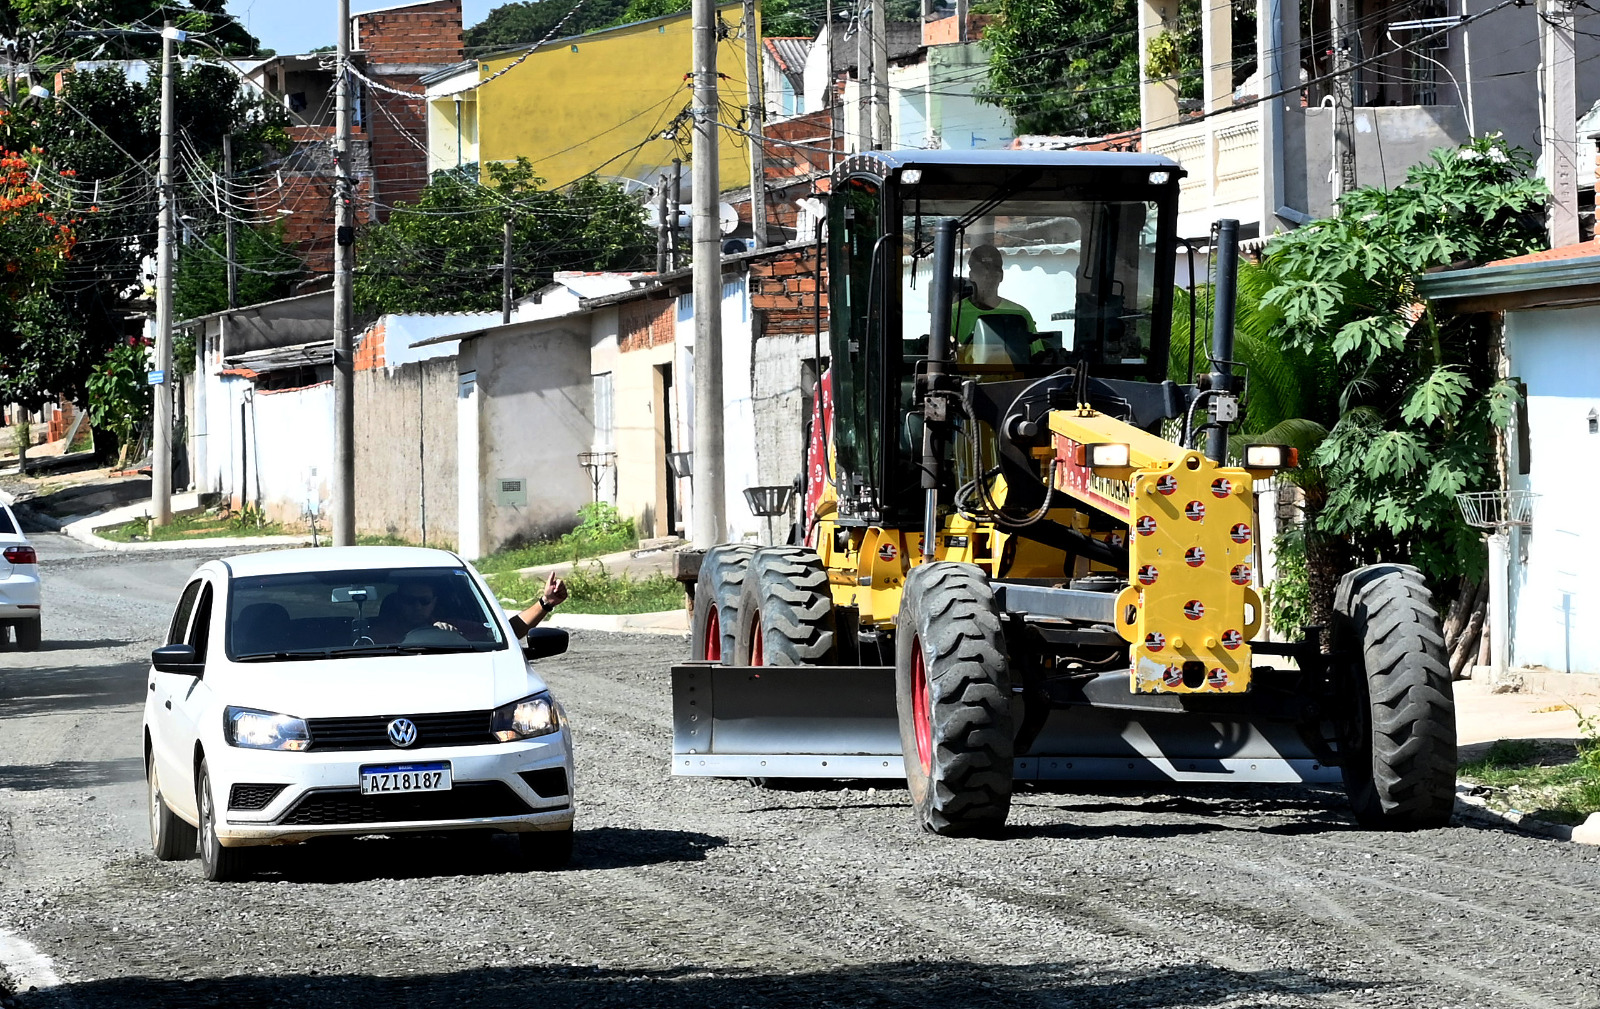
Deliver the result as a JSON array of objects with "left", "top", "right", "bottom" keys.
[
  {"left": 98, "top": 510, "right": 286, "bottom": 543},
  {"left": 487, "top": 561, "right": 683, "bottom": 615},
  {"left": 475, "top": 502, "right": 638, "bottom": 575},
  {"left": 1459, "top": 719, "right": 1600, "bottom": 826}
]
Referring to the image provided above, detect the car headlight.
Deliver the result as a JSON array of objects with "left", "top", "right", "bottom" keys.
[
  {"left": 223, "top": 706, "right": 311, "bottom": 751},
  {"left": 492, "top": 692, "right": 559, "bottom": 742}
]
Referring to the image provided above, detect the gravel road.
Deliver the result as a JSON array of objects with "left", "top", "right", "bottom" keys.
[{"left": 0, "top": 534, "right": 1596, "bottom": 1008}]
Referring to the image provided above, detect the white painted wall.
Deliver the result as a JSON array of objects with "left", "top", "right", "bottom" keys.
[
  {"left": 1504, "top": 306, "right": 1600, "bottom": 674},
  {"left": 249, "top": 383, "right": 335, "bottom": 524},
  {"left": 676, "top": 277, "right": 760, "bottom": 542}
]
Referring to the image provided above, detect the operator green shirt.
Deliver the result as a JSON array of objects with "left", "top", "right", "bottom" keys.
[{"left": 952, "top": 297, "right": 1043, "bottom": 364}]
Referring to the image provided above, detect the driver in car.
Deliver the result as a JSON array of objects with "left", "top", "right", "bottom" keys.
[{"left": 373, "top": 572, "right": 569, "bottom": 643}]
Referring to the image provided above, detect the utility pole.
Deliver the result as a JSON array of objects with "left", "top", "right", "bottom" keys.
[
  {"left": 332, "top": 0, "right": 355, "bottom": 545},
  {"left": 670, "top": 158, "right": 683, "bottom": 269},
  {"left": 501, "top": 215, "right": 514, "bottom": 324},
  {"left": 743, "top": 0, "right": 767, "bottom": 249},
  {"left": 855, "top": 2, "right": 871, "bottom": 150},
  {"left": 871, "top": 0, "right": 890, "bottom": 149},
  {"left": 1541, "top": 0, "right": 1579, "bottom": 247},
  {"left": 691, "top": 0, "right": 726, "bottom": 548},
  {"left": 151, "top": 21, "right": 178, "bottom": 527},
  {"left": 1330, "top": 0, "right": 1358, "bottom": 202},
  {"left": 222, "top": 133, "right": 237, "bottom": 309},
  {"left": 656, "top": 174, "right": 670, "bottom": 272}
]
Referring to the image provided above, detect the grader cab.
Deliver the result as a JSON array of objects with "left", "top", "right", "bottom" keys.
[{"left": 673, "top": 150, "right": 1456, "bottom": 836}]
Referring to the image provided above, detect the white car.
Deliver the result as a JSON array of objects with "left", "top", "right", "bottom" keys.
[
  {"left": 142, "top": 546, "right": 576, "bottom": 881},
  {"left": 0, "top": 502, "right": 41, "bottom": 651}
]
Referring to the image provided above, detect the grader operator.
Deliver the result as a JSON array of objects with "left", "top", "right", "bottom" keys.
[{"left": 673, "top": 150, "right": 1455, "bottom": 837}]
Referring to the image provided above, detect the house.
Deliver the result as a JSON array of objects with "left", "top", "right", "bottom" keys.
[
  {"left": 1417, "top": 241, "right": 1600, "bottom": 676},
  {"left": 422, "top": 5, "right": 753, "bottom": 194},
  {"left": 1137, "top": 0, "right": 1600, "bottom": 240}
]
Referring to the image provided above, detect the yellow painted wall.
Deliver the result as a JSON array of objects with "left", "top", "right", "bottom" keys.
[{"left": 474, "top": 5, "right": 754, "bottom": 192}]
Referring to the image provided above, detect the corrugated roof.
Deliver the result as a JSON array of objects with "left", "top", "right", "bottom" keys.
[
  {"left": 764, "top": 37, "right": 811, "bottom": 75},
  {"left": 1416, "top": 242, "right": 1600, "bottom": 307}
]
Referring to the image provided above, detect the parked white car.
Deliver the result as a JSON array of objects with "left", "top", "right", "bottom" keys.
[
  {"left": 142, "top": 546, "right": 576, "bottom": 881},
  {"left": 0, "top": 502, "right": 41, "bottom": 651}
]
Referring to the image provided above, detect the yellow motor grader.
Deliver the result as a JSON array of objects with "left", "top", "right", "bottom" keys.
[{"left": 673, "top": 150, "right": 1456, "bottom": 836}]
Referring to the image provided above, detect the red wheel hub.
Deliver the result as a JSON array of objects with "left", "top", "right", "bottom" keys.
[
  {"left": 750, "top": 618, "right": 765, "bottom": 666},
  {"left": 702, "top": 605, "right": 721, "bottom": 661},
  {"left": 910, "top": 636, "right": 932, "bottom": 775}
]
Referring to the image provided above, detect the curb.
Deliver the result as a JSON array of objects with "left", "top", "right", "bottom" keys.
[
  {"left": 1455, "top": 783, "right": 1598, "bottom": 843},
  {"left": 542, "top": 610, "right": 688, "bottom": 636}
]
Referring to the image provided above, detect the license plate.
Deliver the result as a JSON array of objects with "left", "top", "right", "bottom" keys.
[{"left": 360, "top": 762, "right": 452, "bottom": 795}]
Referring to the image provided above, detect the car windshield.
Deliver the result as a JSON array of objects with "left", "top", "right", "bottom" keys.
[{"left": 227, "top": 566, "right": 506, "bottom": 661}]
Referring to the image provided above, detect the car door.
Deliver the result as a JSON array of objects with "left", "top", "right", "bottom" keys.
[
  {"left": 162, "top": 579, "right": 218, "bottom": 822},
  {"left": 150, "top": 578, "right": 203, "bottom": 805}
]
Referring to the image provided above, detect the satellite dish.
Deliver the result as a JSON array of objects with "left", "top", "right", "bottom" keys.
[{"left": 718, "top": 203, "right": 739, "bottom": 236}]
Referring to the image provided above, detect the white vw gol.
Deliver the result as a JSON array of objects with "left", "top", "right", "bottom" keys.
[{"left": 142, "top": 546, "right": 575, "bottom": 881}]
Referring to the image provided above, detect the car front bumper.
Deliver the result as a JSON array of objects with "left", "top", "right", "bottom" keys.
[{"left": 213, "top": 733, "right": 574, "bottom": 847}]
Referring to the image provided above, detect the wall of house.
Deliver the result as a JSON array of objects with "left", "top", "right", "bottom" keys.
[
  {"left": 473, "top": 4, "right": 751, "bottom": 190},
  {"left": 751, "top": 332, "right": 819, "bottom": 545},
  {"left": 1505, "top": 305, "right": 1600, "bottom": 675},
  {"left": 885, "top": 43, "right": 1012, "bottom": 151},
  {"left": 249, "top": 382, "right": 336, "bottom": 526},
  {"left": 602, "top": 299, "right": 680, "bottom": 540},
  {"left": 466, "top": 319, "right": 596, "bottom": 554},
  {"left": 674, "top": 275, "right": 762, "bottom": 542},
  {"left": 1282, "top": 105, "right": 1469, "bottom": 222},
  {"left": 426, "top": 92, "right": 478, "bottom": 175},
  {"left": 354, "top": 358, "right": 459, "bottom": 546}
]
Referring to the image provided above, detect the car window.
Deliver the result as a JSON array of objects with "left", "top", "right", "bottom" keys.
[
  {"left": 187, "top": 583, "right": 214, "bottom": 663},
  {"left": 226, "top": 566, "right": 507, "bottom": 660},
  {"left": 0, "top": 506, "right": 15, "bottom": 535},
  {"left": 168, "top": 580, "right": 203, "bottom": 646}
]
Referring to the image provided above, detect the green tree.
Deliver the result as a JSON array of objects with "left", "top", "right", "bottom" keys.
[
  {"left": 978, "top": 0, "right": 1141, "bottom": 137},
  {"left": 85, "top": 336, "right": 152, "bottom": 464},
  {"left": 465, "top": 0, "right": 633, "bottom": 50},
  {"left": 354, "top": 158, "right": 653, "bottom": 316},
  {"left": 174, "top": 222, "right": 301, "bottom": 323},
  {"left": 1258, "top": 135, "right": 1547, "bottom": 591}
]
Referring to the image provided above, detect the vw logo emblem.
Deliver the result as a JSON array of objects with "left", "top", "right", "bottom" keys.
[{"left": 386, "top": 718, "right": 418, "bottom": 748}]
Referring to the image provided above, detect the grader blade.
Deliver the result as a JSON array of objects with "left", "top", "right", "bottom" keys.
[{"left": 670, "top": 664, "right": 902, "bottom": 778}]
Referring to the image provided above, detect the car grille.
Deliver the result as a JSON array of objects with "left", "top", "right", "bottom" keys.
[
  {"left": 229, "top": 783, "right": 287, "bottom": 810},
  {"left": 276, "top": 781, "right": 534, "bottom": 826},
  {"left": 303, "top": 710, "right": 495, "bottom": 751},
  {"left": 518, "top": 768, "right": 569, "bottom": 798}
]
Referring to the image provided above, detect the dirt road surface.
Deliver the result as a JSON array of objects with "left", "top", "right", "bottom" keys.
[{"left": 1, "top": 533, "right": 1596, "bottom": 1008}]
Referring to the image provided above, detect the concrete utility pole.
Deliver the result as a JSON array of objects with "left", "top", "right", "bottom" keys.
[
  {"left": 332, "top": 0, "right": 355, "bottom": 545},
  {"left": 656, "top": 174, "right": 670, "bottom": 272},
  {"left": 691, "top": 0, "right": 726, "bottom": 547},
  {"left": 1541, "top": 0, "right": 1579, "bottom": 247},
  {"left": 871, "top": 0, "right": 890, "bottom": 149},
  {"left": 743, "top": 0, "right": 767, "bottom": 249},
  {"left": 501, "top": 215, "right": 514, "bottom": 324},
  {"left": 222, "top": 133, "right": 237, "bottom": 309},
  {"left": 151, "top": 21, "right": 178, "bottom": 527},
  {"left": 855, "top": 2, "right": 872, "bottom": 150},
  {"left": 1330, "top": 0, "right": 1359, "bottom": 201},
  {"left": 1137, "top": 0, "right": 1179, "bottom": 129},
  {"left": 670, "top": 158, "right": 683, "bottom": 270}
]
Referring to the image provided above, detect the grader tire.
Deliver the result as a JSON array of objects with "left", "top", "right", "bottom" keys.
[
  {"left": 689, "top": 545, "right": 756, "bottom": 663},
  {"left": 1334, "top": 563, "right": 1457, "bottom": 830},
  {"left": 895, "top": 562, "right": 1013, "bottom": 837},
  {"left": 732, "top": 547, "right": 836, "bottom": 667}
]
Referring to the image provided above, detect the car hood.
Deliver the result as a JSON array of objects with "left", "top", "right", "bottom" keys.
[{"left": 217, "top": 649, "right": 548, "bottom": 718}]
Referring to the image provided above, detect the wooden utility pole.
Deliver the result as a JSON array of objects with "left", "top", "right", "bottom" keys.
[
  {"left": 332, "top": 0, "right": 355, "bottom": 545},
  {"left": 743, "top": 0, "right": 767, "bottom": 249},
  {"left": 1541, "top": 0, "right": 1579, "bottom": 247},
  {"left": 691, "top": 0, "right": 726, "bottom": 546},
  {"left": 657, "top": 174, "right": 670, "bottom": 272},
  {"left": 222, "top": 134, "right": 237, "bottom": 309},
  {"left": 152, "top": 21, "right": 178, "bottom": 526},
  {"left": 670, "top": 158, "right": 683, "bottom": 269}
]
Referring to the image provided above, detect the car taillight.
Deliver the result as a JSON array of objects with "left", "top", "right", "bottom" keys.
[{"left": 4, "top": 545, "right": 37, "bottom": 565}]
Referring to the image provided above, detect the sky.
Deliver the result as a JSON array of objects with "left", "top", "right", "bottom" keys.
[{"left": 224, "top": 0, "right": 498, "bottom": 57}]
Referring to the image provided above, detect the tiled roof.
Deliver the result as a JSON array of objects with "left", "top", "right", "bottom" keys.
[{"left": 1484, "top": 241, "right": 1600, "bottom": 269}]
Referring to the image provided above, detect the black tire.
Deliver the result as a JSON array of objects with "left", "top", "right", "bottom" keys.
[
  {"left": 517, "top": 825, "right": 574, "bottom": 869},
  {"left": 894, "top": 562, "right": 1013, "bottom": 837},
  {"left": 1333, "top": 563, "right": 1457, "bottom": 830},
  {"left": 148, "top": 750, "right": 197, "bottom": 861},
  {"left": 689, "top": 545, "right": 756, "bottom": 663},
  {"left": 197, "top": 760, "right": 252, "bottom": 881},
  {"left": 732, "top": 547, "right": 836, "bottom": 666},
  {"left": 14, "top": 618, "right": 40, "bottom": 651}
]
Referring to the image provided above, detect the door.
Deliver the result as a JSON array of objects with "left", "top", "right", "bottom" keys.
[
  {"left": 163, "top": 580, "right": 217, "bottom": 821},
  {"left": 150, "top": 578, "right": 202, "bottom": 809}
]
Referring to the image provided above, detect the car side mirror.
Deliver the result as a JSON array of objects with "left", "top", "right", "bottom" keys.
[
  {"left": 522, "top": 627, "right": 568, "bottom": 661},
  {"left": 152, "top": 643, "right": 203, "bottom": 675}
]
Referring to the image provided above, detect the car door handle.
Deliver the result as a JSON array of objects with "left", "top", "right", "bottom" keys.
[{"left": 164, "top": 700, "right": 172, "bottom": 709}]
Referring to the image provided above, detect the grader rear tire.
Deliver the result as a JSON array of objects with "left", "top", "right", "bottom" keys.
[
  {"left": 689, "top": 545, "right": 756, "bottom": 663},
  {"left": 732, "top": 547, "right": 836, "bottom": 667},
  {"left": 1334, "top": 564, "right": 1457, "bottom": 830},
  {"left": 895, "top": 562, "right": 1013, "bottom": 837}
]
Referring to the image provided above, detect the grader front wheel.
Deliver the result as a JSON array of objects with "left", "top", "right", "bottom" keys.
[
  {"left": 689, "top": 545, "right": 756, "bottom": 663},
  {"left": 895, "top": 562, "right": 1014, "bottom": 837},
  {"left": 1334, "top": 564, "right": 1457, "bottom": 830},
  {"left": 732, "top": 547, "right": 837, "bottom": 667}
]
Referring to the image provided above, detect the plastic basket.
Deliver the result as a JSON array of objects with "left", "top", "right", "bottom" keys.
[
  {"left": 1455, "top": 490, "right": 1538, "bottom": 529},
  {"left": 743, "top": 485, "right": 795, "bottom": 517}
]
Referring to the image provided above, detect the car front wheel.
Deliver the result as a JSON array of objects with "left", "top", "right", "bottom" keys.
[
  {"left": 197, "top": 760, "right": 252, "bottom": 882},
  {"left": 148, "top": 750, "right": 197, "bottom": 861}
]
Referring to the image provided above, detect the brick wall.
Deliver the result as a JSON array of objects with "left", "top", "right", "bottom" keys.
[
  {"left": 749, "top": 246, "right": 827, "bottom": 337},
  {"left": 763, "top": 110, "right": 839, "bottom": 180},
  {"left": 619, "top": 299, "right": 675, "bottom": 352},
  {"left": 355, "top": 0, "right": 464, "bottom": 64},
  {"left": 365, "top": 75, "right": 431, "bottom": 212},
  {"left": 354, "top": 318, "right": 386, "bottom": 371},
  {"left": 357, "top": 0, "right": 464, "bottom": 215}
]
